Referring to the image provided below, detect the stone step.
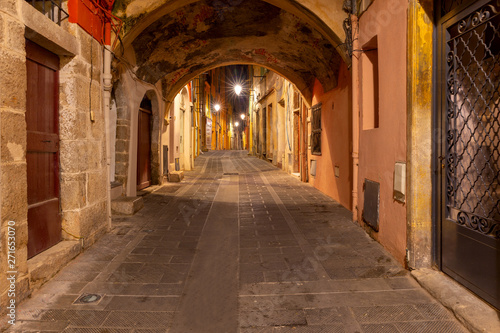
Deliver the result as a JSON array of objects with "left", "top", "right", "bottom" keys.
[
  {"left": 169, "top": 171, "right": 184, "bottom": 182},
  {"left": 110, "top": 181, "right": 123, "bottom": 200},
  {"left": 111, "top": 196, "right": 144, "bottom": 215},
  {"left": 28, "top": 240, "right": 81, "bottom": 291}
]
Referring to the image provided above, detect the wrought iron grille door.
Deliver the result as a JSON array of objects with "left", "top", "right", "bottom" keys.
[{"left": 438, "top": 0, "right": 500, "bottom": 310}]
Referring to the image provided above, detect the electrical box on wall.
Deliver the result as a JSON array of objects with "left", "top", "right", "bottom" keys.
[
  {"left": 394, "top": 162, "right": 406, "bottom": 203},
  {"left": 310, "top": 160, "right": 317, "bottom": 177},
  {"left": 334, "top": 166, "right": 340, "bottom": 178}
]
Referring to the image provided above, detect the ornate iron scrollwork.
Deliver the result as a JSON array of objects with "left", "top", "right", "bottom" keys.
[
  {"left": 445, "top": 1, "right": 500, "bottom": 239},
  {"left": 457, "top": 211, "right": 500, "bottom": 237}
]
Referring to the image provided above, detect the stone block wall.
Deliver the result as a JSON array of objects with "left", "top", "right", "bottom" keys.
[
  {"left": 59, "top": 28, "right": 109, "bottom": 248},
  {"left": 0, "top": 0, "right": 30, "bottom": 314},
  {"left": 0, "top": 0, "right": 109, "bottom": 316},
  {"left": 113, "top": 82, "right": 131, "bottom": 188}
]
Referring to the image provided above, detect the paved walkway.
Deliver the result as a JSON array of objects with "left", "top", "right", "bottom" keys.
[{"left": 6, "top": 151, "right": 469, "bottom": 332}]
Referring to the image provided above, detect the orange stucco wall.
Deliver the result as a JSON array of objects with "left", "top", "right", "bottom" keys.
[
  {"left": 356, "top": 0, "right": 408, "bottom": 264},
  {"left": 309, "top": 62, "right": 352, "bottom": 211}
]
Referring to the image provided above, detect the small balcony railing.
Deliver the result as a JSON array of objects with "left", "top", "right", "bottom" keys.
[{"left": 26, "top": 0, "right": 69, "bottom": 25}]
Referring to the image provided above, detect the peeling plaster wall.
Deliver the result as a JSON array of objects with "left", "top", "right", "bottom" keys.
[
  {"left": 356, "top": 0, "right": 408, "bottom": 264},
  {"left": 0, "top": 0, "right": 109, "bottom": 312}
]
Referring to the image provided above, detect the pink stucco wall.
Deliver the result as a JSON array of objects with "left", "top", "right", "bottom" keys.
[
  {"left": 309, "top": 62, "right": 352, "bottom": 211},
  {"left": 356, "top": 0, "right": 408, "bottom": 264}
]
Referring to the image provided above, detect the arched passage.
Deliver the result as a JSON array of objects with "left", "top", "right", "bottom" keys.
[
  {"left": 113, "top": 0, "right": 348, "bottom": 106},
  {"left": 113, "top": 73, "right": 163, "bottom": 197}
]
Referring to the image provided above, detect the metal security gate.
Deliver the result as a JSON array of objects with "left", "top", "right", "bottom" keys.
[{"left": 437, "top": 0, "right": 500, "bottom": 310}]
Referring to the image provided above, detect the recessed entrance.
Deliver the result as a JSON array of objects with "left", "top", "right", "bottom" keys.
[
  {"left": 137, "top": 96, "right": 152, "bottom": 191},
  {"left": 26, "top": 40, "right": 61, "bottom": 259},
  {"left": 437, "top": 0, "right": 500, "bottom": 310}
]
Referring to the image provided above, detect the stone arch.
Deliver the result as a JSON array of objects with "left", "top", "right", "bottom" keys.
[
  {"left": 144, "top": 90, "right": 162, "bottom": 186},
  {"left": 163, "top": 61, "right": 313, "bottom": 118},
  {"left": 173, "top": 86, "right": 192, "bottom": 170},
  {"left": 114, "top": 0, "right": 347, "bottom": 55},
  {"left": 113, "top": 0, "right": 348, "bottom": 109},
  {"left": 113, "top": 72, "right": 163, "bottom": 197}
]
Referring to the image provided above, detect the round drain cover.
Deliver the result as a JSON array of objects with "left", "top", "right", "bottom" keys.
[{"left": 77, "top": 294, "right": 101, "bottom": 303}]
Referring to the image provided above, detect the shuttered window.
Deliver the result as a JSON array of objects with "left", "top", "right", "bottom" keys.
[{"left": 311, "top": 103, "right": 322, "bottom": 155}]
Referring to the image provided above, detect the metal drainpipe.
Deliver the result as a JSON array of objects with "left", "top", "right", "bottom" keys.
[
  {"left": 351, "top": 13, "right": 360, "bottom": 222},
  {"left": 103, "top": 22, "right": 113, "bottom": 229}
]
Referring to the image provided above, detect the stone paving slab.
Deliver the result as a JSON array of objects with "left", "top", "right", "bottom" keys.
[{"left": 3, "top": 151, "right": 470, "bottom": 332}]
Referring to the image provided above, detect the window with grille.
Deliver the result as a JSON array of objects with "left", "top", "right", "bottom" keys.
[{"left": 311, "top": 103, "right": 322, "bottom": 155}]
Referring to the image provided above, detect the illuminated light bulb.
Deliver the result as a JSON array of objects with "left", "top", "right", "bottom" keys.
[{"left": 235, "top": 85, "right": 242, "bottom": 96}]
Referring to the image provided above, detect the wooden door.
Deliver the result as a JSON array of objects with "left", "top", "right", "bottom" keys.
[
  {"left": 293, "top": 112, "right": 300, "bottom": 173},
  {"left": 137, "top": 106, "right": 152, "bottom": 190},
  {"left": 267, "top": 104, "right": 273, "bottom": 160},
  {"left": 256, "top": 112, "right": 260, "bottom": 155},
  {"left": 26, "top": 40, "right": 61, "bottom": 258},
  {"left": 262, "top": 107, "right": 267, "bottom": 156}
]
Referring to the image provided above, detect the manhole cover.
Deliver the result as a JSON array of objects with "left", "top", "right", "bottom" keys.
[
  {"left": 74, "top": 294, "right": 102, "bottom": 304},
  {"left": 223, "top": 173, "right": 239, "bottom": 175}
]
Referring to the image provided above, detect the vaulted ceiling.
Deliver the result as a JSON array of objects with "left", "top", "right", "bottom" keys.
[{"left": 114, "top": 0, "right": 348, "bottom": 103}]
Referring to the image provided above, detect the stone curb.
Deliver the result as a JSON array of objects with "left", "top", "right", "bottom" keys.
[{"left": 411, "top": 268, "right": 500, "bottom": 333}]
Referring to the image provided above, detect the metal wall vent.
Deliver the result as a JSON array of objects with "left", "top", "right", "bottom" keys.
[{"left": 363, "top": 179, "right": 380, "bottom": 231}]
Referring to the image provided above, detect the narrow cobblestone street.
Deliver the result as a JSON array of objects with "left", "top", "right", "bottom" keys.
[{"left": 6, "top": 151, "right": 469, "bottom": 332}]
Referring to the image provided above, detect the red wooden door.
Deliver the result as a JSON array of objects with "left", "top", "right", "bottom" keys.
[
  {"left": 26, "top": 40, "right": 61, "bottom": 258},
  {"left": 137, "top": 108, "right": 152, "bottom": 190}
]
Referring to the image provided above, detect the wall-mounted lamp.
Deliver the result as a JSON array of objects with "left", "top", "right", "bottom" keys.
[{"left": 234, "top": 84, "right": 242, "bottom": 96}]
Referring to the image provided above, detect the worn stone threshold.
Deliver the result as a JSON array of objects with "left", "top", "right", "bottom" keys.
[
  {"left": 411, "top": 268, "right": 500, "bottom": 333},
  {"left": 28, "top": 240, "right": 81, "bottom": 292}
]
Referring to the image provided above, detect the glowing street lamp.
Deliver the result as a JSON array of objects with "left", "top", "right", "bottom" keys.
[
  {"left": 234, "top": 84, "right": 242, "bottom": 96},
  {"left": 214, "top": 104, "right": 221, "bottom": 112},
  {"left": 235, "top": 122, "right": 239, "bottom": 127},
  {"left": 240, "top": 113, "right": 245, "bottom": 120}
]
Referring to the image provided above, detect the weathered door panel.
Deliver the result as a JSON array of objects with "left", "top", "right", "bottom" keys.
[
  {"left": 26, "top": 40, "right": 61, "bottom": 258},
  {"left": 137, "top": 107, "right": 152, "bottom": 190},
  {"left": 262, "top": 107, "right": 267, "bottom": 156},
  {"left": 293, "top": 112, "right": 299, "bottom": 173}
]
